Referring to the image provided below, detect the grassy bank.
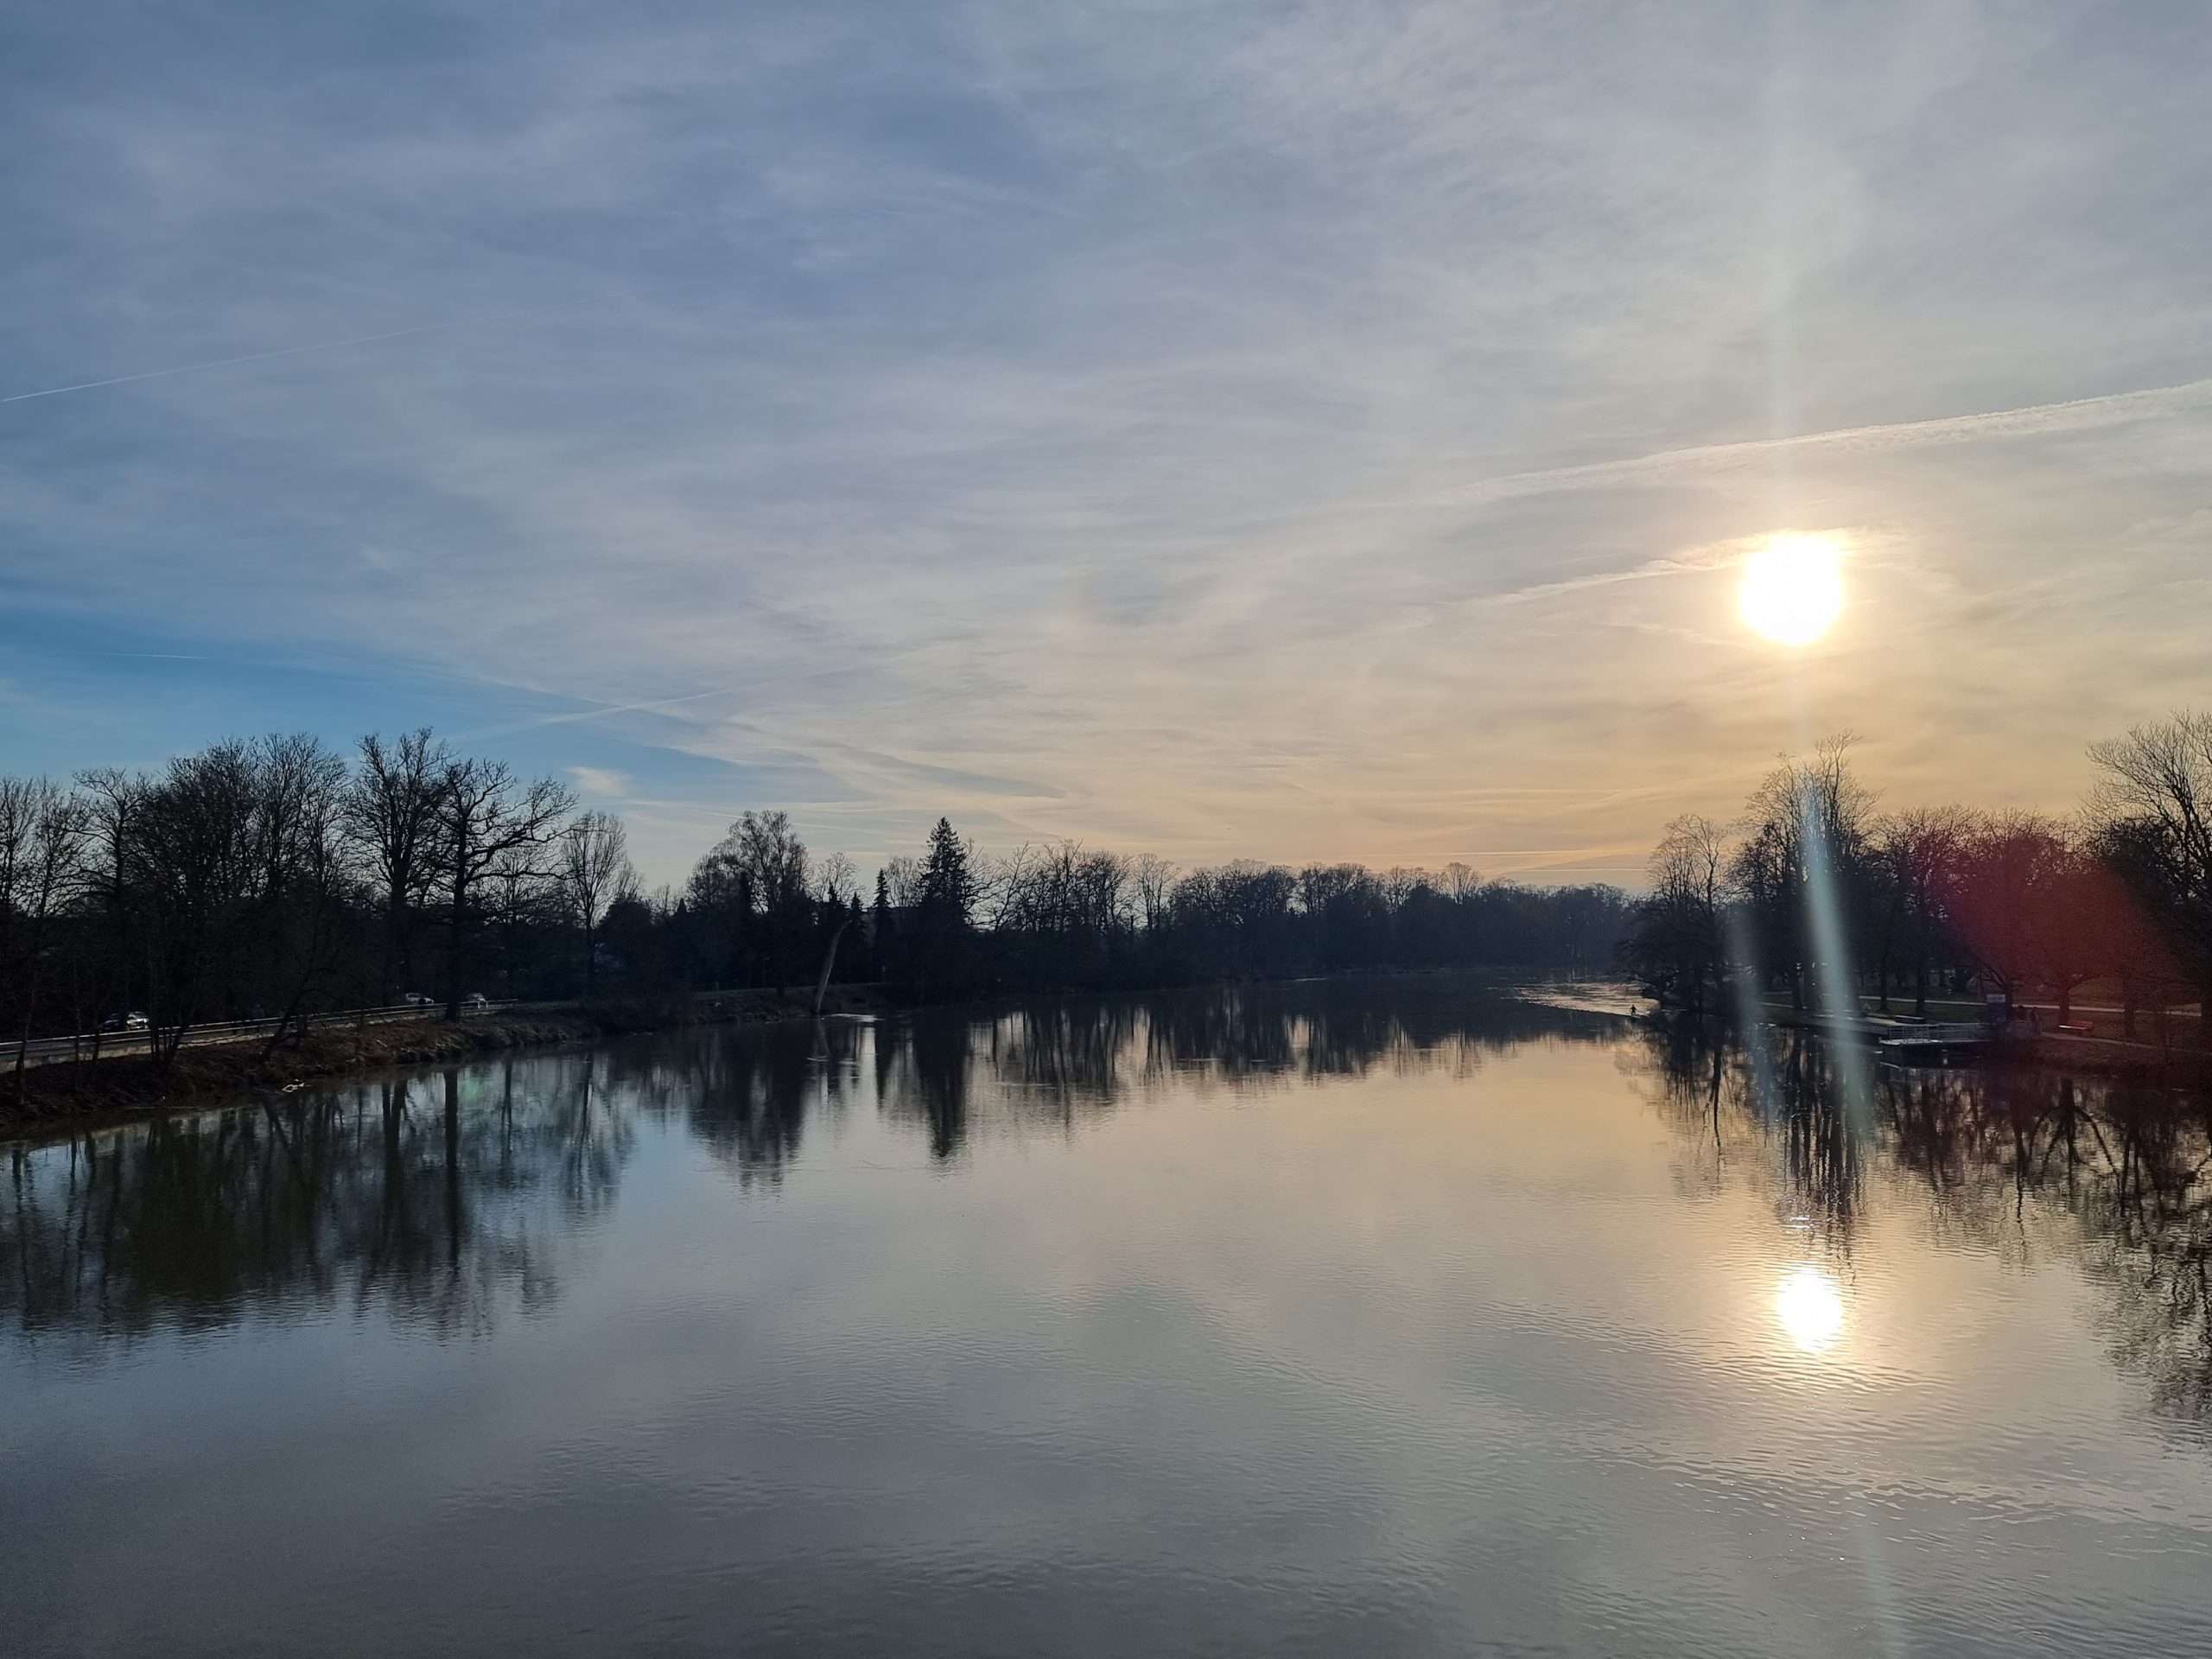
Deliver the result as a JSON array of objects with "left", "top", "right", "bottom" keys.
[{"left": 1, "top": 985, "right": 901, "bottom": 1135}]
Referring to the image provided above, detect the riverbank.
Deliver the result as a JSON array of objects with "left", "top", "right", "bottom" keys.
[
  {"left": 0, "top": 984, "right": 903, "bottom": 1135},
  {"left": 1673, "top": 998, "right": 2212, "bottom": 1084}
]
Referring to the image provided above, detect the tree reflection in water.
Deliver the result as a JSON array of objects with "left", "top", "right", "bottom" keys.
[
  {"left": 1, "top": 980, "right": 1604, "bottom": 1342},
  {"left": 1, "top": 1054, "right": 632, "bottom": 1343},
  {"left": 46, "top": 976, "right": 2210, "bottom": 1421},
  {"left": 1626, "top": 1020, "right": 2212, "bottom": 1427}
]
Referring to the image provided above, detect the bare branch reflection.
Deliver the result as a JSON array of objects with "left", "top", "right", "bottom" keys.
[
  {"left": 2, "top": 979, "right": 1610, "bottom": 1338},
  {"left": 1, "top": 1052, "right": 632, "bottom": 1344},
  {"left": 1627, "top": 1021, "right": 2212, "bottom": 1427}
]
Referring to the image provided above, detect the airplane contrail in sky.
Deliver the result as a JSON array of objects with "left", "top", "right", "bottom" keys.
[
  {"left": 0, "top": 302, "right": 583, "bottom": 404},
  {"left": 453, "top": 686, "right": 735, "bottom": 744},
  {"left": 1195, "top": 374, "right": 2212, "bottom": 537},
  {"left": 1450, "top": 372, "right": 2212, "bottom": 504}
]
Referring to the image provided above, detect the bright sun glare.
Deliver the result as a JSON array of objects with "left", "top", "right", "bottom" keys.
[
  {"left": 1774, "top": 1266, "right": 1846, "bottom": 1353},
  {"left": 1738, "top": 534, "right": 1843, "bottom": 646}
]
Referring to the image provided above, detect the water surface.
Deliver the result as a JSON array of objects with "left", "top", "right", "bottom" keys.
[{"left": 6, "top": 979, "right": 2212, "bottom": 1656}]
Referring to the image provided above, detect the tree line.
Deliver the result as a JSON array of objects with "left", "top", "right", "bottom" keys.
[
  {"left": 1621, "top": 710, "right": 2212, "bottom": 1039},
  {"left": 0, "top": 727, "right": 1629, "bottom": 1071}
]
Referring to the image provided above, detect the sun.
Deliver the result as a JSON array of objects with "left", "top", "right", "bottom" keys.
[{"left": 1739, "top": 534, "right": 1843, "bottom": 646}]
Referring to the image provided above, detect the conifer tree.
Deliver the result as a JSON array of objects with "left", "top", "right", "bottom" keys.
[{"left": 919, "top": 817, "right": 976, "bottom": 933}]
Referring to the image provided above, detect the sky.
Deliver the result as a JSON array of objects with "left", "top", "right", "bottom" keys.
[{"left": 5, "top": 1, "right": 2210, "bottom": 888}]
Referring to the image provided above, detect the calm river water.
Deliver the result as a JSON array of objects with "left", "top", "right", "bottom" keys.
[{"left": 7, "top": 978, "right": 2212, "bottom": 1656}]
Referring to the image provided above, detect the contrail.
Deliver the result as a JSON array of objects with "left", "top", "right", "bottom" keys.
[
  {"left": 1225, "top": 373, "right": 2212, "bottom": 534},
  {"left": 1477, "top": 552, "right": 1724, "bottom": 609},
  {"left": 1441, "top": 377, "right": 2212, "bottom": 605},
  {"left": 1445, "top": 374, "right": 2212, "bottom": 506},
  {"left": 0, "top": 302, "right": 582, "bottom": 404},
  {"left": 454, "top": 686, "right": 733, "bottom": 743}
]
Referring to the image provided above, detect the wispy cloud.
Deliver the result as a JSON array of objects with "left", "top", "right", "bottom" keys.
[
  {"left": 0, "top": 302, "right": 587, "bottom": 404},
  {"left": 568, "top": 766, "right": 632, "bottom": 799},
  {"left": 4, "top": 2, "right": 2211, "bottom": 879}
]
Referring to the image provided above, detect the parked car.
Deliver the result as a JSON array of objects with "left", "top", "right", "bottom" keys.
[
  {"left": 99, "top": 1011, "right": 149, "bottom": 1033},
  {"left": 399, "top": 991, "right": 436, "bottom": 1008}
]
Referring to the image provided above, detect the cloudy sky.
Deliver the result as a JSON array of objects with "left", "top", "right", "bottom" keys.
[{"left": 6, "top": 2, "right": 2209, "bottom": 885}]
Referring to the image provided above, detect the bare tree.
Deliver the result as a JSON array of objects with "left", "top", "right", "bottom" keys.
[
  {"left": 344, "top": 730, "right": 452, "bottom": 1001},
  {"left": 433, "top": 760, "right": 575, "bottom": 1020},
  {"left": 251, "top": 734, "right": 353, "bottom": 1047},
  {"left": 994, "top": 842, "right": 1133, "bottom": 944},
  {"left": 562, "top": 810, "right": 637, "bottom": 995},
  {"left": 2, "top": 779, "right": 91, "bottom": 1098},
  {"left": 881, "top": 855, "right": 926, "bottom": 909},
  {"left": 72, "top": 768, "right": 148, "bottom": 1039},
  {"left": 130, "top": 743, "right": 263, "bottom": 1062},
  {"left": 696, "top": 810, "right": 809, "bottom": 912},
  {"left": 2089, "top": 710, "right": 2212, "bottom": 1021},
  {"left": 813, "top": 851, "right": 857, "bottom": 909},
  {"left": 0, "top": 778, "right": 36, "bottom": 991},
  {"left": 1623, "top": 815, "right": 1732, "bottom": 1013},
  {"left": 489, "top": 840, "right": 560, "bottom": 981},
  {"left": 981, "top": 842, "right": 1040, "bottom": 931},
  {"left": 1731, "top": 734, "right": 1879, "bottom": 1009},
  {"left": 689, "top": 810, "right": 816, "bottom": 982},
  {"left": 1380, "top": 867, "right": 1427, "bottom": 910},
  {"left": 1948, "top": 812, "right": 2067, "bottom": 1012},
  {"left": 1133, "top": 853, "right": 1177, "bottom": 931},
  {"left": 1877, "top": 805, "right": 1975, "bottom": 1017},
  {"left": 2090, "top": 815, "right": 2196, "bottom": 1038}
]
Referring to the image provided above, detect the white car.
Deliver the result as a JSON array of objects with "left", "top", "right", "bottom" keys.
[
  {"left": 100, "top": 1011, "right": 150, "bottom": 1033},
  {"left": 400, "top": 992, "right": 436, "bottom": 1008}
]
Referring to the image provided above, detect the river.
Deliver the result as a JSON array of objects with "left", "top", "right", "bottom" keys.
[{"left": 5, "top": 977, "right": 2211, "bottom": 1656}]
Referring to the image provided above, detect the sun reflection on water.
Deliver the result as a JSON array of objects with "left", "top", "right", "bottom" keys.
[{"left": 1775, "top": 1265, "right": 1846, "bottom": 1353}]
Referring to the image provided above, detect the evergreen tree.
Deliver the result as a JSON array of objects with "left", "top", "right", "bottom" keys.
[
  {"left": 918, "top": 817, "right": 976, "bottom": 933},
  {"left": 912, "top": 817, "right": 978, "bottom": 989}
]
